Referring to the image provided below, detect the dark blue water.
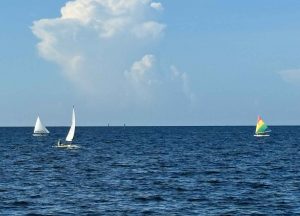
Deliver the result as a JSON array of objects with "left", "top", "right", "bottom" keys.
[{"left": 0, "top": 126, "right": 300, "bottom": 215}]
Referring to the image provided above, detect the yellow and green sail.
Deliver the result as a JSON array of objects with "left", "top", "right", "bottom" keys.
[{"left": 255, "top": 116, "right": 268, "bottom": 134}]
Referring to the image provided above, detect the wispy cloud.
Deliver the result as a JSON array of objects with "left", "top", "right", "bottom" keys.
[
  {"left": 125, "top": 54, "right": 157, "bottom": 85},
  {"left": 278, "top": 68, "right": 300, "bottom": 84},
  {"left": 170, "top": 65, "right": 196, "bottom": 103},
  {"left": 150, "top": 2, "right": 164, "bottom": 11}
]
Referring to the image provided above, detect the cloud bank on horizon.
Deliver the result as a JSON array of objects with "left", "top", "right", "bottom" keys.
[{"left": 31, "top": 0, "right": 195, "bottom": 123}]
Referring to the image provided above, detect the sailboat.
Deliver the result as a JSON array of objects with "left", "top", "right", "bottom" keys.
[
  {"left": 56, "top": 106, "right": 79, "bottom": 148},
  {"left": 254, "top": 115, "right": 271, "bottom": 137},
  {"left": 33, "top": 116, "right": 49, "bottom": 136}
]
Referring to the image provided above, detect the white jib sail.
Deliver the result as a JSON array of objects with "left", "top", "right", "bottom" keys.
[
  {"left": 66, "top": 107, "right": 75, "bottom": 142},
  {"left": 34, "top": 116, "right": 49, "bottom": 134}
]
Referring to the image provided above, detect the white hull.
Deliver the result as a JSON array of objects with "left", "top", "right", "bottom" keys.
[
  {"left": 33, "top": 133, "right": 49, "bottom": 136},
  {"left": 55, "top": 144, "right": 79, "bottom": 149},
  {"left": 254, "top": 134, "right": 270, "bottom": 137}
]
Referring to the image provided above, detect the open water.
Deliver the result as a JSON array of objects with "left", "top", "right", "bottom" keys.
[{"left": 0, "top": 126, "right": 300, "bottom": 215}]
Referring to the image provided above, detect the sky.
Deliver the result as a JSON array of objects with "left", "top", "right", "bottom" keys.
[{"left": 1, "top": 0, "right": 300, "bottom": 126}]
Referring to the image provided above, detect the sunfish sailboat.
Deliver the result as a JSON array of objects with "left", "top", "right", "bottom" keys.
[
  {"left": 56, "top": 106, "right": 79, "bottom": 148},
  {"left": 33, "top": 116, "right": 49, "bottom": 136},
  {"left": 254, "top": 116, "right": 271, "bottom": 137}
]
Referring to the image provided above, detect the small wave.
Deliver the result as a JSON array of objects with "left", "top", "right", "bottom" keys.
[
  {"left": 30, "top": 167, "right": 44, "bottom": 173},
  {"left": 187, "top": 197, "right": 208, "bottom": 202},
  {"left": 204, "top": 170, "right": 221, "bottom": 175},
  {"left": 0, "top": 188, "right": 8, "bottom": 192},
  {"left": 111, "top": 163, "right": 132, "bottom": 168},
  {"left": 207, "top": 179, "right": 222, "bottom": 184},
  {"left": 175, "top": 187, "right": 189, "bottom": 192},
  {"left": 30, "top": 194, "right": 42, "bottom": 199},
  {"left": 135, "top": 195, "right": 165, "bottom": 202},
  {"left": 26, "top": 213, "right": 46, "bottom": 216},
  {"left": 84, "top": 168, "right": 97, "bottom": 173},
  {"left": 142, "top": 210, "right": 156, "bottom": 214},
  {"left": 12, "top": 200, "right": 30, "bottom": 207},
  {"left": 248, "top": 182, "right": 270, "bottom": 189},
  {"left": 179, "top": 171, "right": 196, "bottom": 176}
]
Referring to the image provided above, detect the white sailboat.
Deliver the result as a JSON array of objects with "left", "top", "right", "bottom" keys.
[
  {"left": 33, "top": 116, "right": 49, "bottom": 136},
  {"left": 56, "top": 106, "right": 79, "bottom": 148}
]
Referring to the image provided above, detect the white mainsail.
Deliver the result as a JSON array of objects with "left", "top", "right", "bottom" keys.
[
  {"left": 66, "top": 107, "right": 75, "bottom": 142},
  {"left": 34, "top": 116, "right": 49, "bottom": 134}
]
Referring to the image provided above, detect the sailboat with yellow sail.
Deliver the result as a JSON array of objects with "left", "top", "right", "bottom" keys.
[{"left": 254, "top": 116, "right": 271, "bottom": 137}]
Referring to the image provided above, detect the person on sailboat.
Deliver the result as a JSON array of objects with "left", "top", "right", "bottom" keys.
[{"left": 57, "top": 139, "right": 62, "bottom": 146}]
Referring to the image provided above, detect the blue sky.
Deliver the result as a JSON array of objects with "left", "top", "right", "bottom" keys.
[{"left": 1, "top": 0, "right": 300, "bottom": 126}]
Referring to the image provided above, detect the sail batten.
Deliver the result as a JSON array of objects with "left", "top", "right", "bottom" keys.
[{"left": 66, "top": 107, "right": 75, "bottom": 142}]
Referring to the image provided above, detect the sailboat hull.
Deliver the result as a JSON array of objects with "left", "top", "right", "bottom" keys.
[
  {"left": 254, "top": 134, "right": 270, "bottom": 137},
  {"left": 55, "top": 140, "right": 79, "bottom": 149},
  {"left": 33, "top": 133, "right": 49, "bottom": 136},
  {"left": 55, "top": 143, "right": 79, "bottom": 149}
]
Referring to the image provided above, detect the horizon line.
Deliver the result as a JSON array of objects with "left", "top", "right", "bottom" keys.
[{"left": 1, "top": 125, "right": 300, "bottom": 127}]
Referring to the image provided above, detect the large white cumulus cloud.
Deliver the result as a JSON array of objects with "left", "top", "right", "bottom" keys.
[
  {"left": 32, "top": 0, "right": 195, "bottom": 124},
  {"left": 32, "top": 0, "right": 165, "bottom": 87}
]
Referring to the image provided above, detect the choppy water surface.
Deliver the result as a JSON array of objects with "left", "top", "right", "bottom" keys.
[{"left": 0, "top": 126, "right": 300, "bottom": 215}]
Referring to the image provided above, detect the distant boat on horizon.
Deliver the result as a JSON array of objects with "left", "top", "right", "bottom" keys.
[
  {"left": 254, "top": 115, "right": 271, "bottom": 137},
  {"left": 56, "top": 106, "right": 79, "bottom": 148},
  {"left": 33, "top": 116, "right": 49, "bottom": 136}
]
